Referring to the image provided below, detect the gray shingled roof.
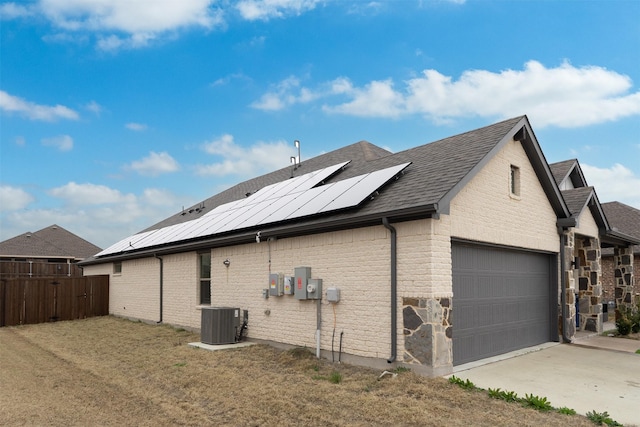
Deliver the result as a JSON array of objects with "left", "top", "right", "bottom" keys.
[
  {"left": 84, "top": 115, "right": 569, "bottom": 264},
  {"left": 146, "top": 140, "right": 393, "bottom": 231},
  {"left": 0, "top": 224, "right": 102, "bottom": 260},
  {"left": 549, "top": 159, "right": 577, "bottom": 186},
  {"left": 561, "top": 187, "right": 595, "bottom": 217},
  {"left": 601, "top": 202, "right": 640, "bottom": 255},
  {"left": 149, "top": 116, "right": 531, "bottom": 232}
]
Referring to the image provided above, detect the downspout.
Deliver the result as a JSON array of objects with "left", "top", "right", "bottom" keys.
[
  {"left": 382, "top": 217, "right": 397, "bottom": 363},
  {"left": 154, "top": 254, "right": 163, "bottom": 324},
  {"left": 558, "top": 230, "right": 571, "bottom": 343}
]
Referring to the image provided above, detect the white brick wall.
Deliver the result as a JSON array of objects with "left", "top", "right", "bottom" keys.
[
  {"left": 449, "top": 138, "right": 559, "bottom": 253},
  {"left": 84, "top": 258, "right": 160, "bottom": 323},
  {"left": 210, "top": 226, "right": 402, "bottom": 360}
]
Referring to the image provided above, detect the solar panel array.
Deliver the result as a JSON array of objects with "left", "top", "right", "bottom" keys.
[{"left": 96, "top": 160, "right": 410, "bottom": 257}]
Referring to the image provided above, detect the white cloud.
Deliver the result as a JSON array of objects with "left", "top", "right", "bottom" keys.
[
  {"left": 0, "top": 90, "right": 79, "bottom": 121},
  {"left": 0, "top": 2, "right": 37, "bottom": 19},
  {"left": 253, "top": 61, "right": 640, "bottom": 128},
  {"left": 347, "top": 2, "right": 384, "bottom": 15},
  {"left": 125, "top": 122, "right": 148, "bottom": 131},
  {"left": 236, "top": 0, "right": 319, "bottom": 21},
  {"left": 127, "top": 151, "right": 180, "bottom": 176},
  {"left": 582, "top": 163, "right": 640, "bottom": 209},
  {"left": 41, "top": 135, "right": 74, "bottom": 151},
  {"left": 15, "top": 136, "right": 26, "bottom": 146},
  {"left": 0, "top": 186, "right": 35, "bottom": 211},
  {"left": 196, "top": 134, "right": 295, "bottom": 177},
  {"left": 85, "top": 100, "right": 103, "bottom": 115},
  {"left": 1, "top": 183, "right": 194, "bottom": 248},
  {"left": 6, "top": 0, "right": 225, "bottom": 51},
  {"left": 48, "top": 182, "right": 134, "bottom": 206},
  {"left": 251, "top": 75, "right": 335, "bottom": 111}
]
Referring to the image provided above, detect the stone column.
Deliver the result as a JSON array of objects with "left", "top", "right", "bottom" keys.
[
  {"left": 576, "top": 236, "right": 603, "bottom": 332},
  {"left": 614, "top": 247, "right": 635, "bottom": 320},
  {"left": 561, "top": 230, "right": 577, "bottom": 339},
  {"left": 403, "top": 297, "right": 452, "bottom": 369}
]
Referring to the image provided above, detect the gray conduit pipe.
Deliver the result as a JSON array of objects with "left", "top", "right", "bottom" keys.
[
  {"left": 154, "top": 254, "right": 163, "bottom": 324},
  {"left": 382, "top": 217, "right": 397, "bottom": 363},
  {"left": 558, "top": 231, "right": 571, "bottom": 343}
]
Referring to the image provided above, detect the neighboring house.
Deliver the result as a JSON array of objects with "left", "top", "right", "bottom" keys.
[
  {"left": 549, "top": 160, "right": 640, "bottom": 325},
  {"left": 600, "top": 202, "right": 640, "bottom": 304},
  {"left": 80, "top": 116, "right": 638, "bottom": 375},
  {"left": 0, "top": 224, "right": 102, "bottom": 278}
]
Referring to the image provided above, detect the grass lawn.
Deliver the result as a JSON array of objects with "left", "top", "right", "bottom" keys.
[{"left": 0, "top": 316, "right": 595, "bottom": 426}]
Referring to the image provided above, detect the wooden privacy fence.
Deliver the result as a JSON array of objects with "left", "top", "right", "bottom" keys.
[
  {"left": 0, "top": 260, "right": 83, "bottom": 279},
  {"left": 0, "top": 275, "right": 109, "bottom": 327}
]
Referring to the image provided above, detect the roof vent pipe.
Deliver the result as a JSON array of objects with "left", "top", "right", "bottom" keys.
[
  {"left": 294, "top": 139, "right": 301, "bottom": 165},
  {"left": 382, "top": 217, "right": 397, "bottom": 363}
]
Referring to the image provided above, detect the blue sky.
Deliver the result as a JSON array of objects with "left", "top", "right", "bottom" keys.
[{"left": 1, "top": 0, "right": 639, "bottom": 249}]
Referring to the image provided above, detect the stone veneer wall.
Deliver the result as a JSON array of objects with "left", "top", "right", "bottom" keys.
[
  {"left": 402, "top": 297, "right": 452, "bottom": 368},
  {"left": 613, "top": 247, "right": 636, "bottom": 320},
  {"left": 576, "top": 235, "right": 602, "bottom": 332}
]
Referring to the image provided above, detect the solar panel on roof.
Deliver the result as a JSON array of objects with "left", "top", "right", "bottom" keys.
[
  {"left": 320, "top": 162, "right": 409, "bottom": 212},
  {"left": 96, "top": 160, "right": 410, "bottom": 257}
]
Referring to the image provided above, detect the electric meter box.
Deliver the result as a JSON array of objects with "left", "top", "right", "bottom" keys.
[
  {"left": 283, "top": 276, "right": 294, "bottom": 295},
  {"left": 294, "top": 267, "right": 311, "bottom": 300},
  {"left": 269, "top": 273, "right": 283, "bottom": 296},
  {"left": 306, "top": 278, "right": 322, "bottom": 300}
]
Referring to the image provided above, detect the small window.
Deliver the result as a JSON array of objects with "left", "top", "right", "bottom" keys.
[
  {"left": 198, "top": 252, "right": 211, "bottom": 305},
  {"left": 510, "top": 165, "right": 521, "bottom": 197},
  {"left": 113, "top": 262, "right": 122, "bottom": 274}
]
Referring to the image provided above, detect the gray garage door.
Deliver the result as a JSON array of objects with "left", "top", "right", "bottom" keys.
[{"left": 452, "top": 242, "right": 555, "bottom": 366}]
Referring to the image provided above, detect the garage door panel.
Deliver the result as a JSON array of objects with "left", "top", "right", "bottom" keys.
[{"left": 453, "top": 243, "right": 553, "bottom": 366}]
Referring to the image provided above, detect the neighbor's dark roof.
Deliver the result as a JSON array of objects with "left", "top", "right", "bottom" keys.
[
  {"left": 83, "top": 115, "right": 570, "bottom": 264},
  {"left": 0, "top": 224, "right": 102, "bottom": 260},
  {"left": 602, "top": 202, "right": 640, "bottom": 255}
]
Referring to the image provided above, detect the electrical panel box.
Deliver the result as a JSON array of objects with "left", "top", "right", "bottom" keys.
[
  {"left": 326, "top": 287, "right": 340, "bottom": 303},
  {"left": 269, "top": 273, "right": 283, "bottom": 296},
  {"left": 306, "top": 278, "right": 322, "bottom": 300},
  {"left": 283, "top": 275, "right": 294, "bottom": 295},
  {"left": 294, "top": 267, "right": 311, "bottom": 300}
]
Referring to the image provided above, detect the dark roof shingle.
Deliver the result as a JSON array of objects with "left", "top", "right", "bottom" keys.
[{"left": 0, "top": 225, "right": 102, "bottom": 260}]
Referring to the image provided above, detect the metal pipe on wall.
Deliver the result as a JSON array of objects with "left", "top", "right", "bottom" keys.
[
  {"left": 382, "top": 217, "right": 397, "bottom": 363},
  {"left": 154, "top": 254, "right": 163, "bottom": 324}
]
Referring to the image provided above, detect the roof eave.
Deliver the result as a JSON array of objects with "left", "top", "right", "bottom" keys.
[
  {"left": 79, "top": 204, "right": 440, "bottom": 266},
  {"left": 601, "top": 229, "right": 640, "bottom": 247}
]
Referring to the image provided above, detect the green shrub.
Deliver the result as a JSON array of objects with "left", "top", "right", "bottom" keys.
[
  {"left": 488, "top": 387, "right": 519, "bottom": 402},
  {"left": 448, "top": 375, "right": 477, "bottom": 390},
  {"left": 586, "top": 410, "right": 622, "bottom": 426},
  {"left": 329, "top": 371, "right": 343, "bottom": 384},
  {"left": 521, "top": 393, "right": 552, "bottom": 412},
  {"left": 632, "top": 302, "right": 640, "bottom": 333},
  {"left": 557, "top": 407, "right": 576, "bottom": 415},
  {"left": 616, "top": 308, "right": 633, "bottom": 336}
]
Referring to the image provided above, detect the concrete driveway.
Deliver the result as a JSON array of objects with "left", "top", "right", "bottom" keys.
[{"left": 449, "top": 341, "right": 640, "bottom": 426}]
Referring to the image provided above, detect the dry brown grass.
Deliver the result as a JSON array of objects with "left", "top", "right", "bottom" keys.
[{"left": 0, "top": 316, "right": 594, "bottom": 426}]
